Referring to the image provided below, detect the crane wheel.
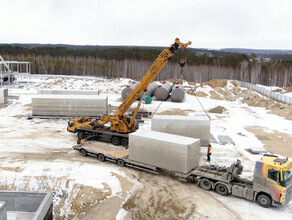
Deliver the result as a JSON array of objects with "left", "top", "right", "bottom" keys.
[
  {"left": 199, "top": 178, "right": 212, "bottom": 191},
  {"left": 121, "top": 138, "right": 128, "bottom": 146},
  {"left": 112, "top": 136, "right": 121, "bottom": 146},
  {"left": 215, "top": 183, "right": 229, "bottom": 196},
  {"left": 257, "top": 194, "right": 271, "bottom": 208}
]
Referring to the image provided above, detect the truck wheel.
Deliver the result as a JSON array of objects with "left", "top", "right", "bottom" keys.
[
  {"left": 200, "top": 178, "right": 212, "bottom": 191},
  {"left": 112, "top": 136, "right": 120, "bottom": 146},
  {"left": 80, "top": 149, "right": 87, "bottom": 157},
  {"left": 215, "top": 183, "right": 228, "bottom": 196},
  {"left": 97, "top": 154, "right": 105, "bottom": 162},
  {"left": 117, "top": 159, "right": 125, "bottom": 167},
  {"left": 121, "top": 137, "right": 128, "bottom": 146},
  {"left": 257, "top": 194, "right": 271, "bottom": 208}
]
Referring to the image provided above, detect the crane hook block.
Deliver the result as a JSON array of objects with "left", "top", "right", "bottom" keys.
[{"left": 179, "top": 59, "right": 186, "bottom": 68}]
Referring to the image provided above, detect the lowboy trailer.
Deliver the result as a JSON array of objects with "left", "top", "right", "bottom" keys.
[{"left": 73, "top": 142, "right": 292, "bottom": 208}]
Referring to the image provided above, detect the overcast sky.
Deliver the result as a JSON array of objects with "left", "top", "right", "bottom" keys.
[{"left": 1, "top": 0, "right": 292, "bottom": 49}]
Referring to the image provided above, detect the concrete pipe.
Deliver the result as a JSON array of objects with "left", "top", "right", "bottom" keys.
[
  {"left": 154, "top": 82, "right": 172, "bottom": 101},
  {"left": 145, "top": 82, "right": 158, "bottom": 97},
  {"left": 171, "top": 83, "right": 185, "bottom": 102},
  {"left": 121, "top": 82, "right": 142, "bottom": 100}
]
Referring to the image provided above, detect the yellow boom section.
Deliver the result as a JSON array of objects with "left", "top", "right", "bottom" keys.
[{"left": 115, "top": 38, "right": 192, "bottom": 118}]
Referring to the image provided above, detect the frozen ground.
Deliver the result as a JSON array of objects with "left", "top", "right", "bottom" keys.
[{"left": 0, "top": 75, "right": 291, "bottom": 219}]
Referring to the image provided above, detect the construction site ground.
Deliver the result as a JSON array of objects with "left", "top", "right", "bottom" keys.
[{"left": 0, "top": 75, "right": 291, "bottom": 220}]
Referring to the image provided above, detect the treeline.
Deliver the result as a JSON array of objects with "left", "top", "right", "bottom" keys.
[{"left": 1, "top": 45, "right": 292, "bottom": 87}]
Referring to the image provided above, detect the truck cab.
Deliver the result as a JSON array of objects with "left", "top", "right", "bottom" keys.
[{"left": 253, "top": 155, "right": 292, "bottom": 207}]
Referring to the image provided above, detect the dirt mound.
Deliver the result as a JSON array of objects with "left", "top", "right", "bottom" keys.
[
  {"left": 201, "top": 79, "right": 228, "bottom": 88},
  {"left": 208, "top": 106, "right": 227, "bottom": 114},
  {"left": 158, "top": 108, "right": 194, "bottom": 116},
  {"left": 210, "top": 91, "right": 224, "bottom": 100},
  {"left": 194, "top": 91, "right": 208, "bottom": 97}
]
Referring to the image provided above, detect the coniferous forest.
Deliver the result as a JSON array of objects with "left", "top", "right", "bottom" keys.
[{"left": 1, "top": 44, "right": 292, "bottom": 87}]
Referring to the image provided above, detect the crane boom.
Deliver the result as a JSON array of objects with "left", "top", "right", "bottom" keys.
[{"left": 115, "top": 38, "right": 191, "bottom": 118}]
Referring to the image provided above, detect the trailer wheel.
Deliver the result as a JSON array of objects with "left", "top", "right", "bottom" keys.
[
  {"left": 215, "top": 183, "right": 228, "bottom": 196},
  {"left": 200, "top": 178, "right": 212, "bottom": 191},
  {"left": 117, "top": 159, "right": 125, "bottom": 167},
  {"left": 112, "top": 136, "right": 120, "bottom": 146},
  {"left": 97, "top": 154, "right": 105, "bottom": 162},
  {"left": 257, "top": 194, "right": 271, "bottom": 208},
  {"left": 80, "top": 149, "right": 87, "bottom": 157},
  {"left": 121, "top": 137, "right": 128, "bottom": 146}
]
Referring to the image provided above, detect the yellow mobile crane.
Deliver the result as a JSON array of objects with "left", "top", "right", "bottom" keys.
[{"left": 67, "top": 38, "right": 192, "bottom": 145}]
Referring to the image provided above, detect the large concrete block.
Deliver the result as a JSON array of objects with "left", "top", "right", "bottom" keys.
[
  {"left": 129, "top": 130, "right": 200, "bottom": 174},
  {"left": 32, "top": 94, "right": 108, "bottom": 116},
  {"left": 0, "top": 191, "right": 52, "bottom": 220},
  {"left": 151, "top": 114, "right": 210, "bottom": 146},
  {"left": 0, "top": 202, "right": 7, "bottom": 220},
  {"left": 38, "top": 89, "right": 100, "bottom": 95},
  {"left": 0, "top": 88, "right": 8, "bottom": 104}
]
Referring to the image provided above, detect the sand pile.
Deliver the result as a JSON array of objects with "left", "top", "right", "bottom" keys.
[{"left": 208, "top": 106, "right": 227, "bottom": 114}]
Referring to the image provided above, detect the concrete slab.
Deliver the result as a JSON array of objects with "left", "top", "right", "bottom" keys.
[
  {"left": 151, "top": 114, "right": 210, "bottom": 146},
  {"left": 32, "top": 94, "right": 108, "bottom": 117},
  {"left": 210, "top": 133, "right": 218, "bottom": 144},
  {"left": 129, "top": 130, "right": 201, "bottom": 174},
  {"left": 218, "top": 135, "right": 235, "bottom": 145},
  {"left": 248, "top": 148, "right": 267, "bottom": 154},
  {"left": 38, "top": 89, "right": 100, "bottom": 95},
  {"left": 0, "top": 190, "right": 53, "bottom": 220},
  {"left": 0, "top": 88, "right": 8, "bottom": 104},
  {"left": 0, "top": 202, "right": 7, "bottom": 220}
]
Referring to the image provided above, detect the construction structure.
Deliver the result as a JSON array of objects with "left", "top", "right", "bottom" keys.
[
  {"left": 0, "top": 190, "right": 53, "bottom": 220},
  {"left": 0, "top": 55, "right": 31, "bottom": 87},
  {"left": 151, "top": 114, "right": 210, "bottom": 146},
  {"left": 32, "top": 94, "right": 108, "bottom": 117}
]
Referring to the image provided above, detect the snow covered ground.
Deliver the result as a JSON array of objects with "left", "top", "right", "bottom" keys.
[{"left": 0, "top": 75, "right": 291, "bottom": 219}]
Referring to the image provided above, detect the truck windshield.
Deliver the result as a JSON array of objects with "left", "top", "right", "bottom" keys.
[{"left": 282, "top": 169, "right": 292, "bottom": 187}]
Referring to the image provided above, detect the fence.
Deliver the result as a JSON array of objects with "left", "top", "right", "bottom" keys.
[{"left": 235, "top": 80, "right": 292, "bottom": 105}]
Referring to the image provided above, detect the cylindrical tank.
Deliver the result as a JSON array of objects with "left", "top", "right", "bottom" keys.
[
  {"left": 121, "top": 82, "right": 142, "bottom": 100},
  {"left": 154, "top": 82, "right": 172, "bottom": 101},
  {"left": 122, "top": 82, "right": 158, "bottom": 100},
  {"left": 171, "top": 83, "right": 185, "bottom": 102},
  {"left": 145, "top": 82, "right": 158, "bottom": 97}
]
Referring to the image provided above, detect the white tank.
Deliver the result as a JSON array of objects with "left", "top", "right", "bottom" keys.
[
  {"left": 154, "top": 82, "right": 172, "bottom": 101},
  {"left": 171, "top": 83, "right": 185, "bottom": 102}
]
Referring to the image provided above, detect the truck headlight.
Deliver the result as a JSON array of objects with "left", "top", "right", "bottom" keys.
[{"left": 68, "top": 120, "right": 75, "bottom": 127}]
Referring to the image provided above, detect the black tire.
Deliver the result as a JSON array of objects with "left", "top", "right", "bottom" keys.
[
  {"left": 215, "top": 183, "right": 229, "bottom": 196},
  {"left": 112, "top": 136, "right": 120, "bottom": 146},
  {"left": 97, "top": 154, "right": 105, "bottom": 162},
  {"left": 199, "top": 178, "right": 212, "bottom": 191},
  {"left": 77, "top": 131, "right": 85, "bottom": 139},
  {"left": 117, "top": 159, "right": 125, "bottom": 167},
  {"left": 80, "top": 149, "right": 87, "bottom": 157},
  {"left": 121, "top": 137, "right": 128, "bottom": 146},
  {"left": 257, "top": 194, "right": 271, "bottom": 208}
]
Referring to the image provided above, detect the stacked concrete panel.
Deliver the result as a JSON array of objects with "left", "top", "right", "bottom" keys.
[
  {"left": 38, "top": 89, "right": 100, "bottom": 95},
  {"left": 32, "top": 94, "right": 108, "bottom": 117},
  {"left": 151, "top": 114, "right": 210, "bottom": 146},
  {"left": 171, "top": 83, "right": 185, "bottom": 102},
  {"left": 154, "top": 82, "right": 172, "bottom": 101},
  {"left": 0, "top": 88, "right": 8, "bottom": 104},
  {"left": 129, "top": 130, "right": 200, "bottom": 173},
  {"left": 0, "top": 191, "right": 53, "bottom": 220}
]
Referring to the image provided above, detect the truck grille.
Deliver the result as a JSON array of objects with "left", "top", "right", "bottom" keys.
[{"left": 285, "top": 185, "right": 292, "bottom": 204}]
